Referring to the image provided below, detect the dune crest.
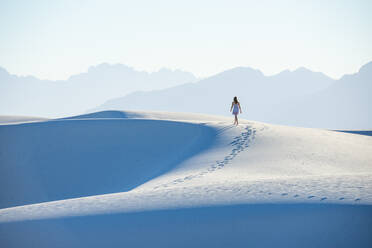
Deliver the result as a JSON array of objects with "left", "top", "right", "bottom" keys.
[{"left": 1, "top": 111, "right": 372, "bottom": 247}]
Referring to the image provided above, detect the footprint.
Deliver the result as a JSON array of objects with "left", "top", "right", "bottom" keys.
[
  {"left": 320, "top": 197, "right": 327, "bottom": 201},
  {"left": 308, "top": 196, "right": 315, "bottom": 199},
  {"left": 267, "top": 192, "right": 272, "bottom": 195},
  {"left": 355, "top": 198, "right": 361, "bottom": 202},
  {"left": 339, "top": 197, "right": 345, "bottom": 200},
  {"left": 281, "top": 193, "right": 288, "bottom": 196},
  {"left": 293, "top": 194, "right": 299, "bottom": 198}
]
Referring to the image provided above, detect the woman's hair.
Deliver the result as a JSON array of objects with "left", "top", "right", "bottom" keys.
[{"left": 233, "top": 96, "right": 238, "bottom": 104}]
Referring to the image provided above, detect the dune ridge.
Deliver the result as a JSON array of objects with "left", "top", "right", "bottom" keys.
[{"left": 0, "top": 110, "right": 371, "bottom": 247}]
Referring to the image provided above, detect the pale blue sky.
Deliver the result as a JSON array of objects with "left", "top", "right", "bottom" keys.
[{"left": 0, "top": 0, "right": 371, "bottom": 80}]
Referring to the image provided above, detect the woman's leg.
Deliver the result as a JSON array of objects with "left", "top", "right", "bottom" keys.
[{"left": 234, "top": 114, "right": 238, "bottom": 125}]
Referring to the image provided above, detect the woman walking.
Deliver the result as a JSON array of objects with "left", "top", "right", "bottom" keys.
[{"left": 230, "top": 96, "right": 242, "bottom": 125}]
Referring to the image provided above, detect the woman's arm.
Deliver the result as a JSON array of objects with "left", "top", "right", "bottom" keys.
[
  {"left": 230, "top": 102, "right": 233, "bottom": 112},
  {"left": 238, "top": 102, "right": 242, "bottom": 113}
]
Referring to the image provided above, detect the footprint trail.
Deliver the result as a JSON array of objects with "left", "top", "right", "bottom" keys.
[{"left": 154, "top": 124, "right": 256, "bottom": 189}]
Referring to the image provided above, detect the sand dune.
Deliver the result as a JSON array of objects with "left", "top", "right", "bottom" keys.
[{"left": 0, "top": 111, "right": 371, "bottom": 247}]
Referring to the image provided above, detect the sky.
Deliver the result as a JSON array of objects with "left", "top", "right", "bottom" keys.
[{"left": 0, "top": 0, "right": 371, "bottom": 80}]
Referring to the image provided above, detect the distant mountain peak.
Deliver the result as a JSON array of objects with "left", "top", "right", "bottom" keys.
[
  {"left": 293, "top": 66, "right": 312, "bottom": 73},
  {"left": 358, "top": 61, "right": 372, "bottom": 75},
  {"left": 232, "top": 66, "right": 262, "bottom": 73},
  {"left": 0, "top": 66, "right": 10, "bottom": 76},
  {"left": 339, "top": 61, "right": 372, "bottom": 81},
  {"left": 87, "top": 63, "right": 133, "bottom": 73},
  {"left": 219, "top": 66, "right": 264, "bottom": 77},
  {"left": 152, "top": 67, "right": 195, "bottom": 76}
]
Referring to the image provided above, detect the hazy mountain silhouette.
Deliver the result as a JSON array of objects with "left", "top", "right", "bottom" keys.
[
  {"left": 0, "top": 63, "right": 197, "bottom": 117},
  {"left": 90, "top": 62, "right": 372, "bottom": 129},
  {"left": 2, "top": 61, "right": 371, "bottom": 129},
  {"left": 89, "top": 66, "right": 333, "bottom": 125},
  {"left": 271, "top": 61, "right": 372, "bottom": 129}
]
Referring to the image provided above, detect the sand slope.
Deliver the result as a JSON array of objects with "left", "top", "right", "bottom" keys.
[{"left": 0, "top": 111, "right": 371, "bottom": 247}]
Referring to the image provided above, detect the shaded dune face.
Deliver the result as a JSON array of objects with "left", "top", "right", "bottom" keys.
[{"left": 0, "top": 119, "right": 216, "bottom": 208}]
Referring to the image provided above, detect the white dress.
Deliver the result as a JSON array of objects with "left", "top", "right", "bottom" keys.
[{"left": 232, "top": 103, "right": 239, "bottom": 115}]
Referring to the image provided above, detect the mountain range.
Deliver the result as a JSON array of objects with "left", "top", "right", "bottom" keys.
[
  {"left": 1, "top": 61, "right": 371, "bottom": 129},
  {"left": 0, "top": 63, "right": 197, "bottom": 117},
  {"left": 91, "top": 61, "right": 372, "bottom": 129}
]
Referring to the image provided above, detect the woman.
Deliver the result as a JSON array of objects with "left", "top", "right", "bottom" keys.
[{"left": 230, "top": 96, "right": 242, "bottom": 125}]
